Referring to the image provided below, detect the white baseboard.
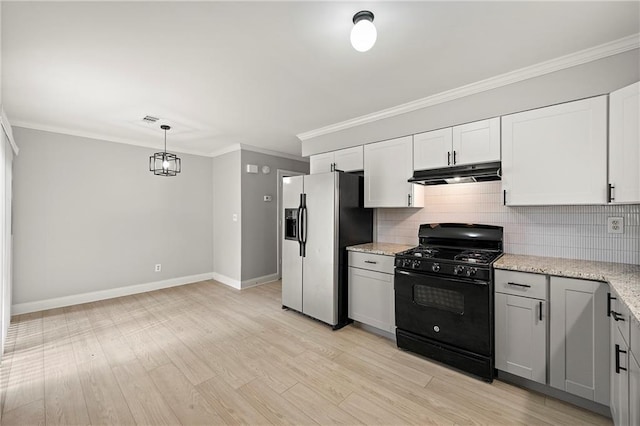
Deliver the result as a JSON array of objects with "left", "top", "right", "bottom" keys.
[
  {"left": 213, "top": 272, "right": 279, "bottom": 290},
  {"left": 212, "top": 272, "right": 242, "bottom": 289},
  {"left": 11, "top": 272, "right": 214, "bottom": 315},
  {"left": 241, "top": 273, "right": 279, "bottom": 289}
]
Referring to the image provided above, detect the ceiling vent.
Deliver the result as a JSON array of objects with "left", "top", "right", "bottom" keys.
[{"left": 142, "top": 115, "right": 159, "bottom": 123}]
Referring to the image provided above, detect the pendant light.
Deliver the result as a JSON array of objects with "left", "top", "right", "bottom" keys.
[
  {"left": 350, "top": 10, "right": 377, "bottom": 52},
  {"left": 149, "top": 124, "right": 181, "bottom": 176}
]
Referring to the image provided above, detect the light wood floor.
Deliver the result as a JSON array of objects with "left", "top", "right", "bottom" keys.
[{"left": 0, "top": 279, "right": 611, "bottom": 425}]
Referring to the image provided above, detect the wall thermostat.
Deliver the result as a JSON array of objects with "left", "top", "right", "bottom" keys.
[
  {"left": 264, "top": 195, "right": 272, "bottom": 202},
  {"left": 262, "top": 165, "right": 271, "bottom": 174}
]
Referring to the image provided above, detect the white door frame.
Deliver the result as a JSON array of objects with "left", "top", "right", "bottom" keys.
[{"left": 277, "top": 169, "right": 304, "bottom": 279}]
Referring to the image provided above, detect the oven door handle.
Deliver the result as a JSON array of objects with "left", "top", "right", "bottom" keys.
[{"left": 394, "top": 269, "right": 489, "bottom": 285}]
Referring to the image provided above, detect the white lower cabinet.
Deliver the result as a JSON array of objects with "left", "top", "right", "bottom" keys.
[
  {"left": 550, "top": 277, "right": 609, "bottom": 405},
  {"left": 610, "top": 287, "right": 640, "bottom": 426},
  {"left": 348, "top": 252, "right": 395, "bottom": 333},
  {"left": 495, "top": 270, "right": 547, "bottom": 383},
  {"left": 611, "top": 325, "right": 629, "bottom": 426},
  {"left": 495, "top": 293, "right": 546, "bottom": 383},
  {"left": 630, "top": 351, "right": 640, "bottom": 426}
]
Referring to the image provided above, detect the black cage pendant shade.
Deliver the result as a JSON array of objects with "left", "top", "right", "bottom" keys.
[{"left": 149, "top": 124, "right": 181, "bottom": 176}]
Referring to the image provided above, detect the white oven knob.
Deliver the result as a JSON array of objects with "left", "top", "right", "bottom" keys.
[
  {"left": 433, "top": 325, "right": 440, "bottom": 333},
  {"left": 432, "top": 263, "right": 440, "bottom": 272}
]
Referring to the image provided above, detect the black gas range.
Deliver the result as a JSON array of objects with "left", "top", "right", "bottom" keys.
[{"left": 394, "top": 223, "right": 503, "bottom": 382}]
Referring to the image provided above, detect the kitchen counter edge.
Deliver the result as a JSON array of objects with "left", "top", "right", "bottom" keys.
[
  {"left": 494, "top": 254, "right": 640, "bottom": 325},
  {"left": 347, "top": 242, "right": 414, "bottom": 257}
]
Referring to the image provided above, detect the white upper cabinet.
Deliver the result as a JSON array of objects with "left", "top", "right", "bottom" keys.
[
  {"left": 413, "top": 118, "right": 500, "bottom": 171},
  {"left": 452, "top": 117, "right": 501, "bottom": 166},
  {"left": 609, "top": 82, "right": 640, "bottom": 204},
  {"left": 309, "top": 146, "right": 363, "bottom": 174},
  {"left": 364, "top": 136, "right": 424, "bottom": 208},
  {"left": 501, "top": 96, "right": 608, "bottom": 206},
  {"left": 413, "top": 127, "right": 453, "bottom": 170}
]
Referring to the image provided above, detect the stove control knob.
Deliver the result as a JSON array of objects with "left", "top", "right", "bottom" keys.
[
  {"left": 402, "top": 259, "right": 411, "bottom": 268},
  {"left": 467, "top": 267, "right": 477, "bottom": 277},
  {"left": 411, "top": 260, "right": 421, "bottom": 269},
  {"left": 431, "top": 263, "right": 440, "bottom": 273},
  {"left": 454, "top": 265, "right": 465, "bottom": 275}
]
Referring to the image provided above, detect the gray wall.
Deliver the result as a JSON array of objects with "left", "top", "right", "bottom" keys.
[
  {"left": 212, "top": 150, "right": 241, "bottom": 281},
  {"left": 12, "top": 127, "right": 213, "bottom": 304},
  {"left": 302, "top": 49, "right": 640, "bottom": 156},
  {"left": 240, "top": 150, "right": 308, "bottom": 282}
]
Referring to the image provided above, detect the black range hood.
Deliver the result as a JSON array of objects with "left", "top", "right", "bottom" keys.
[{"left": 409, "top": 161, "right": 502, "bottom": 186}]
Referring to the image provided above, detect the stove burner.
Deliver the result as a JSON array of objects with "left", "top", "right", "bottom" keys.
[
  {"left": 411, "top": 248, "right": 439, "bottom": 258},
  {"left": 454, "top": 251, "right": 494, "bottom": 264}
]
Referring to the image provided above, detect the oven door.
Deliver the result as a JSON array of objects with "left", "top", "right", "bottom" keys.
[{"left": 395, "top": 268, "right": 491, "bottom": 355}]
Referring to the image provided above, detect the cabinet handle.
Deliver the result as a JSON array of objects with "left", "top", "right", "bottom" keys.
[
  {"left": 364, "top": 260, "right": 378, "bottom": 264},
  {"left": 408, "top": 194, "right": 412, "bottom": 207},
  {"left": 447, "top": 151, "right": 451, "bottom": 166},
  {"left": 539, "top": 301, "right": 543, "bottom": 321},
  {"left": 615, "top": 344, "right": 627, "bottom": 374},
  {"left": 607, "top": 292, "right": 616, "bottom": 317},
  {"left": 612, "top": 311, "right": 625, "bottom": 322},
  {"left": 453, "top": 150, "right": 457, "bottom": 165},
  {"left": 608, "top": 183, "right": 615, "bottom": 202},
  {"left": 507, "top": 282, "right": 531, "bottom": 288},
  {"left": 503, "top": 190, "right": 506, "bottom": 206}
]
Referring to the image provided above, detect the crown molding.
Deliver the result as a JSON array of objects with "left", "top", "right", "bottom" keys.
[
  {"left": 209, "top": 143, "right": 242, "bottom": 158},
  {"left": 11, "top": 121, "right": 214, "bottom": 157},
  {"left": 0, "top": 107, "right": 20, "bottom": 155},
  {"left": 297, "top": 33, "right": 640, "bottom": 141},
  {"left": 239, "top": 143, "right": 308, "bottom": 163},
  {"left": 209, "top": 143, "right": 307, "bottom": 162}
]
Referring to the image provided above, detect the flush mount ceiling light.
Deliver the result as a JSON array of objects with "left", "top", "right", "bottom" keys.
[
  {"left": 149, "top": 124, "right": 181, "bottom": 177},
  {"left": 350, "top": 10, "right": 377, "bottom": 52}
]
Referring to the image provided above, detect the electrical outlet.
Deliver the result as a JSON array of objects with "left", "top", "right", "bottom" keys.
[
  {"left": 607, "top": 217, "right": 624, "bottom": 234},
  {"left": 155, "top": 264, "right": 162, "bottom": 272}
]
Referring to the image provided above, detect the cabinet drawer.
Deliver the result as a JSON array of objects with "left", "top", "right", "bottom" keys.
[
  {"left": 495, "top": 270, "right": 547, "bottom": 300},
  {"left": 632, "top": 315, "right": 640, "bottom": 358},
  {"left": 348, "top": 251, "right": 394, "bottom": 274},
  {"left": 610, "top": 290, "right": 631, "bottom": 346}
]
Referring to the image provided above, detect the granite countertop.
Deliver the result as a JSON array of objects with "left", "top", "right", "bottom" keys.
[
  {"left": 495, "top": 254, "right": 640, "bottom": 324},
  {"left": 347, "top": 242, "right": 414, "bottom": 256}
]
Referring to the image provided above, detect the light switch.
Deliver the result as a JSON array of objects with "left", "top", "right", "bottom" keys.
[
  {"left": 232, "top": 213, "right": 238, "bottom": 222},
  {"left": 246, "top": 164, "right": 258, "bottom": 174}
]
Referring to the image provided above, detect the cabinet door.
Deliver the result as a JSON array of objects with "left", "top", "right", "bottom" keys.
[
  {"left": 334, "top": 146, "right": 364, "bottom": 172},
  {"left": 452, "top": 117, "right": 500, "bottom": 166},
  {"left": 495, "top": 293, "right": 546, "bottom": 383},
  {"left": 611, "top": 325, "right": 629, "bottom": 426},
  {"left": 630, "top": 351, "right": 640, "bottom": 426},
  {"left": 550, "top": 277, "right": 610, "bottom": 405},
  {"left": 609, "top": 82, "right": 640, "bottom": 204},
  {"left": 502, "top": 96, "right": 608, "bottom": 205},
  {"left": 348, "top": 266, "right": 395, "bottom": 333},
  {"left": 309, "top": 152, "right": 334, "bottom": 174},
  {"left": 413, "top": 127, "right": 452, "bottom": 170},
  {"left": 364, "top": 136, "right": 423, "bottom": 208}
]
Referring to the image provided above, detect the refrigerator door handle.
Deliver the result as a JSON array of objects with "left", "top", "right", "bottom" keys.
[
  {"left": 301, "top": 205, "right": 308, "bottom": 257},
  {"left": 296, "top": 205, "right": 303, "bottom": 253}
]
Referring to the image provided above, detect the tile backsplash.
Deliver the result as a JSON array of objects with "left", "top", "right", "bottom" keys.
[{"left": 376, "top": 181, "right": 640, "bottom": 265}]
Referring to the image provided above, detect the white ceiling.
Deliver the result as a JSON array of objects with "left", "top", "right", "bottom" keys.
[{"left": 2, "top": 1, "right": 639, "bottom": 157}]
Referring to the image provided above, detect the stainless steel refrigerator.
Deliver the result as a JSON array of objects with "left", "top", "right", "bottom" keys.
[{"left": 282, "top": 172, "right": 372, "bottom": 329}]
